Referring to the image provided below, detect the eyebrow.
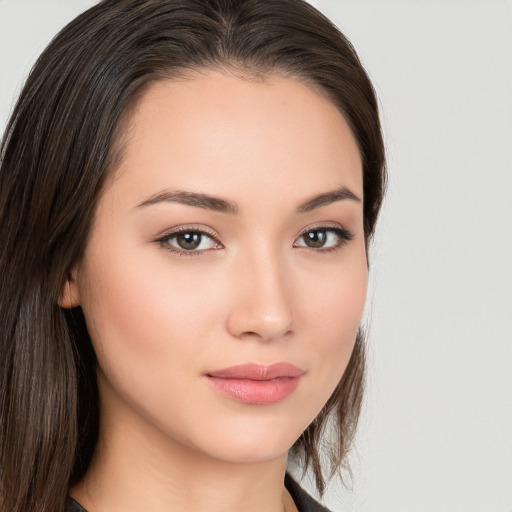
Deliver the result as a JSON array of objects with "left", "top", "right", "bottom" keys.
[
  {"left": 135, "top": 186, "right": 360, "bottom": 214},
  {"left": 136, "top": 190, "right": 239, "bottom": 214},
  {"left": 295, "top": 186, "right": 361, "bottom": 213}
]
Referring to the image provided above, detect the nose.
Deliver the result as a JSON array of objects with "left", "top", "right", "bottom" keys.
[{"left": 225, "top": 248, "right": 294, "bottom": 342}]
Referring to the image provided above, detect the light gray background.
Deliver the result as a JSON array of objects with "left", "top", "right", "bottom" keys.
[{"left": 1, "top": 1, "right": 511, "bottom": 511}]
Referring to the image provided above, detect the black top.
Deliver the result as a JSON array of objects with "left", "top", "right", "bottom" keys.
[
  {"left": 67, "top": 474, "right": 332, "bottom": 512},
  {"left": 284, "top": 474, "right": 333, "bottom": 512}
]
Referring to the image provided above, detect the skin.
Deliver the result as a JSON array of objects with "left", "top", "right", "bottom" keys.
[{"left": 61, "top": 70, "right": 367, "bottom": 512}]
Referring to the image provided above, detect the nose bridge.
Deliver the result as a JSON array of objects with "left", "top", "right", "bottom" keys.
[{"left": 226, "top": 240, "right": 294, "bottom": 341}]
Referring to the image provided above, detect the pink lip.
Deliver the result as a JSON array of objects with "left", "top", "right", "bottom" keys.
[{"left": 206, "top": 363, "right": 304, "bottom": 405}]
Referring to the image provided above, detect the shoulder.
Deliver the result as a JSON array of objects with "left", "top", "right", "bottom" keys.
[{"left": 285, "top": 473, "right": 334, "bottom": 512}]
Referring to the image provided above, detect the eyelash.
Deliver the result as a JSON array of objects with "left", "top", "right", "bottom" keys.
[
  {"left": 294, "top": 225, "right": 353, "bottom": 253},
  {"left": 155, "top": 226, "right": 220, "bottom": 258},
  {"left": 155, "top": 225, "right": 354, "bottom": 257}
]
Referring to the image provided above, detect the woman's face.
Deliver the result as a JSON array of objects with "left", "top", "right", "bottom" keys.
[{"left": 67, "top": 71, "right": 367, "bottom": 464}]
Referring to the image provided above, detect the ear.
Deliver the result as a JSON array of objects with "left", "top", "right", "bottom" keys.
[{"left": 58, "top": 266, "right": 81, "bottom": 309}]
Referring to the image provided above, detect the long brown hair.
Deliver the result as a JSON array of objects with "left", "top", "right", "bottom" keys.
[{"left": 0, "top": 1, "right": 386, "bottom": 510}]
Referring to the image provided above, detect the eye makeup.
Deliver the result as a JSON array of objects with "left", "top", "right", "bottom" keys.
[
  {"left": 294, "top": 225, "right": 353, "bottom": 252},
  {"left": 154, "top": 222, "right": 354, "bottom": 258},
  {"left": 154, "top": 225, "right": 223, "bottom": 257}
]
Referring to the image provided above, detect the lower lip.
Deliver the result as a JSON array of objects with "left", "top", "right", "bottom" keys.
[{"left": 206, "top": 376, "right": 302, "bottom": 405}]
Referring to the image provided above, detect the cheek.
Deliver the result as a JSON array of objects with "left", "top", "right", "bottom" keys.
[
  {"left": 323, "top": 268, "right": 366, "bottom": 347},
  {"left": 77, "top": 241, "right": 223, "bottom": 384},
  {"left": 295, "top": 247, "right": 367, "bottom": 392},
  {"left": 301, "top": 247, "right": 367, "bottom": 334}
]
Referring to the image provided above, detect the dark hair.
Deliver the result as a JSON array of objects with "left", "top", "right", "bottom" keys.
[{"left": 0, "top": 1, "right": 386, "bottom": 510}]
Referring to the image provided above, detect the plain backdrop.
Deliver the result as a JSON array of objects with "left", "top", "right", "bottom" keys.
[{"left": 1, "top": 1, "right": 511, "bottom": 511}]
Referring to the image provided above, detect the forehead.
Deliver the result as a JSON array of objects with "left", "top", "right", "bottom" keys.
[{"left": 107, "top": 70, "right": 363, "bottom": 208}]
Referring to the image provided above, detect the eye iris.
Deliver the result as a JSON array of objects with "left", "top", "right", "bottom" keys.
[
  {"left": 304, "top": 230, "right": 327, "bottom": 248},
  {"left": 177, "top": 232, "right": 202, "bottom": 250}
]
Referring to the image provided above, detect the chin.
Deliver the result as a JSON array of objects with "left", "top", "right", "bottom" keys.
[
  {"left": 176, "top": 412, "right": 312, "bottom": 465},
  {"left": 196, "top": 436, "right": 293, "bottom": 465}
]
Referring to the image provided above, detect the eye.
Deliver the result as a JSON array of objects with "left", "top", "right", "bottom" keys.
[
  {"left": 155, "top": 227, "right": 222, "bottom": 255},
  {"left": 294, "top": 226, "right": 353, "bottom": 251}
]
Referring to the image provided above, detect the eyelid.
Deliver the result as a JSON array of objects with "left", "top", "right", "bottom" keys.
[
  {"left": 153, "top": 222, "right": 353, "bottom": 257},
  {"left": 154, "top": 224, "right": 223, "bottom": 256},
  {"left": 293, "top": 222, "right": 354, "bottom": 250},
  {"left": 295, "top": 222, "right": 352, "bottom": 239},
  {"left": 154, "top": 224, "right": 220, "bottom": 241}
]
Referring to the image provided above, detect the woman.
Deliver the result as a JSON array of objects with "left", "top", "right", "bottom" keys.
[{"left": 0, "top": 1, "right": 386, "bottom": 511}]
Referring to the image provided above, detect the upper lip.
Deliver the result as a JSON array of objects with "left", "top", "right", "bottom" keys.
[{"left": 207, "top": 363, "right": 304, "bottom": 381}]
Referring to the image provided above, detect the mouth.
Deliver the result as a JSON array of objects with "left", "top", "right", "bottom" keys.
[{"left": 206, "top": 363, "right": 305, "bottom": 405}]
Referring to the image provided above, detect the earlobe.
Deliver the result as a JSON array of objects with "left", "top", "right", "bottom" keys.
[{"left": 58, "top": 267, "right": 81, "bottom": 309}]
